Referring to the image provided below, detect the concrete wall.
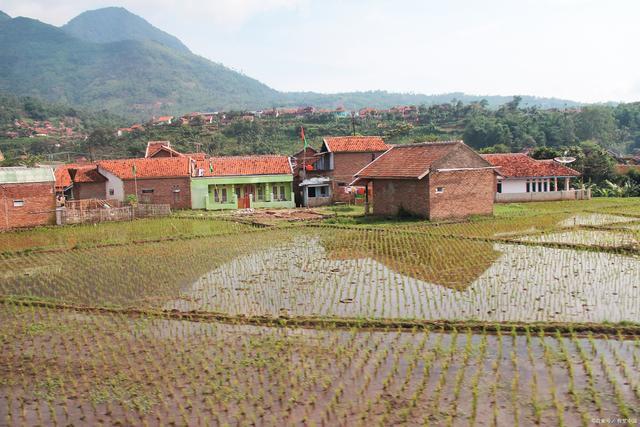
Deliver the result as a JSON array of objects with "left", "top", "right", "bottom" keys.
[
  {"left": 495, "top": 189, "right": 590, "bottom": 203},
  {"left": 501, "top": 179, "right": 527, "bottom": 193},
  {"left": 372, "top": 179, "right": 430, "bottom": 218},
  {"left": 123, "top": 177, "right": 191, "bottom": 209},
  {"left": 99, "top": 168, "right": 125, "bottom": 201},
  {"left": 428, "top": 170, "right": 495, "bottom": 220},
  {"left": 0, "top": 182, "right": 56, "bottom": 229}
]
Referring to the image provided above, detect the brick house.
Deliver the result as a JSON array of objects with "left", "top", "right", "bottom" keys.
[
  {"left": 481, "top": 153, "right": 585, "bottom": 202},
  {"left": 0, "top": 167, "right": 56, "bottom": 229},
  {"left": 297, "top": 136, "right": 389, "bottom": 206},
  {"left": 97, "top": 157, "right": 192, "bottom": 209},
  {"left": 55, "top": 164, "right": 107, "bottom": 200},
  {"left": 352, "top": 141, "right": 499, "bottom": 220}
]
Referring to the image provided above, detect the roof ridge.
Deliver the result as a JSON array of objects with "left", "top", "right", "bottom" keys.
[{"left": 391, "top": 140, "right": 462, "bottom": 148}]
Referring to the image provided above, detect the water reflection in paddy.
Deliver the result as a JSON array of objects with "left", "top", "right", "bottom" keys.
[{"left": 166, "top": 235, "right": 640, "bottom": 323}]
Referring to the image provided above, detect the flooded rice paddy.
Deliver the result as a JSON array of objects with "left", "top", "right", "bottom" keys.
[
  {"left": 166, "top": 235, "right": 640, "bottom": 323},
  {"left": 1, "top": 306, "right": 639, "bottom": 426}
]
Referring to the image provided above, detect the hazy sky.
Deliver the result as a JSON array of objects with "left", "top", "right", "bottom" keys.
[{"left": 3, "top": 0, "right": 640, "bottom": 103}]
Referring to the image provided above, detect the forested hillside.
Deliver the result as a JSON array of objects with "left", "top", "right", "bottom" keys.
[{"left": 62, "top": 7, "right": 190, "bottom": 52}]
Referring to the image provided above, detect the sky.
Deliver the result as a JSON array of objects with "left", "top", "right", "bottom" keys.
[{"left": 2, "top": 0, "right": 640, "bottom": 103}]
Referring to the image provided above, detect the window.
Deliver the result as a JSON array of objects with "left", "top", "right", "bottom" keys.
[
  {"left": 235, "top": 187, "right": 241, "bottom": 199},
  {"left": 308, "top": 187, "right": 317, "bottom": 198},
  {"left": 526, "top": 181, "right": 531, "bottom": 193},
  {"left": 13, "top": 199, "right": 24, "bottom": 207},
  {"left": 214, "top": 189, "right": 219, "bottom": 202},
  {"left": 319, "top": 185, "right": 328, "bottom": 197},
  {"left": 221, "top": 188, "right": 228, "bottom": 203},
  {"left": 141, "top": 188, "right": 153, "bottom": 203},
  {"left": 497, "top": 182, "right": 502, "bottom": 193},
  {"left": 279, "top": 186, "right": 286, "bottom": 201},
  {"left": 543, "top": 181, "right": 548, "bottom": 192},
  {"left": 538, "top": 181, "right": 543, "bottom": 192},
  {"left": 108, "top": 188, "right": 115, "bottom": 196},
  {"left": 257, "top": 185, "right": 264, "bottom": 201},
  {"left": 272, "top": 185, "right": 277, "bottom": 199},
  {"left": 173, "top": 189, "right": 181, "bottom": 203},
  {"left": 337, "top": 182, "right": 346, "bottom": 187},
  {"left": 435, "top": 187, "right": 444, "bottom": 194}
]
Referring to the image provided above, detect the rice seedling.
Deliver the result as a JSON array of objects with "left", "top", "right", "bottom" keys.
[{"left": 1, "top": 199, "right": 639, "bottom": 425}]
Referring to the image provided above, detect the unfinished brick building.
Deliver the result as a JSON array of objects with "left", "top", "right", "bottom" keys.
[
  {"left": 0, "top": 167, "right": 56, "bottom": 229},
  {"left": 352, "top": 141, "right": 499, "bottom": 220}
]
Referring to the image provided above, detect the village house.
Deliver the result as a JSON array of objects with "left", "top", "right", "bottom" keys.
[
  {"left": 55, "top": 164, "right": 107, "bottom": 201},
  {"left": 481, "top": 153, "right": 586, "bottom": 202},
  {"left": 97, "top": 157, "right": 193, "bottom": 209},
  {"left": 296, "top": 136, "right": 389, "bottom": 206},
  {"left": 352, "top": 141, "right": 498, "bottom": 220},
  {"left": 0, "top": 167, "right": 56, "bottom": 229},
  {"left": 152, "top": 116, "right": 174, "bottom": 126},
  {"left": 191, "top": 155, "right": 295, "bottom": 210}
]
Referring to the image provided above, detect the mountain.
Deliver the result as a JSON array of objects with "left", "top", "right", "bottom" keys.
[
  {"left": 0, "top": 16, "right": 282, "bottom": 118},
  {"left": 284, "top": 91, "right": 581, "bottom": 110},
  {"left": 0, "top": 11, "right": 11, "bottom": 22},
  {"left": 0, "top": 7, "right": 585, "bottom": 120},
  {"left": 62, "top": 7, "right": 189, "bottom": 53}
]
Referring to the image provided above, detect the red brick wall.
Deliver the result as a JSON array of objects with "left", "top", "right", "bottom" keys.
[
  {"left": 0, "top": 182, "right": 56, "bottom": 229},
  {"left": 332, "top": 152, "right": 384, "bottom": 184},
  {"left": 372, "top": 179, "right": 430, "bottom": 218},
  {"left": 428, "top": 170, "right": 495, "bottom": 220},
  {"left": 72, "top": 182, "right": 106, "bottom": 200},
  {"left": 122, "top": 177, "right": 191, "bottom": 209}
]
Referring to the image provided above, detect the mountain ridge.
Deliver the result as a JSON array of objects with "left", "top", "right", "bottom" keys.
[
  {"left": 0, "top": 7, "right": 588, "bottom": 120},
  {"left": 62, "top": 7, "right": 190, "bottom": 53}
]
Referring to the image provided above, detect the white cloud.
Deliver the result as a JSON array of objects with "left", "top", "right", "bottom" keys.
[{"left": 1, "top": 0, "right": 305, "bottom": 28}]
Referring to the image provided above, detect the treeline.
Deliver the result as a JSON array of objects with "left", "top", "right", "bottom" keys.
[
  {"left": 0, "top": 93, "right": 124, "bottom": 128},
  {"left": 461, "top": 97, "right": 640, "bottom": 154}
]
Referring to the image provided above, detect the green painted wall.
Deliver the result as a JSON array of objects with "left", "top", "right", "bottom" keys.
[{"left": 191, "top": 174, "right": 295, "bottom": 210}]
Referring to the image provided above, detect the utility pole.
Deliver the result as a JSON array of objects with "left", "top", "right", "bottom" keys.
[{"left": 351, "top": 112, "right": 356, "bottom": 136}]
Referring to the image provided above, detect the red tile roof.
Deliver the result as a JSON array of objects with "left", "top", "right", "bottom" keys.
[
  {"left": 195, "top": 155, "right": 293, "bottom": 177},
  {"left": 98, "top": 157, "right": 191, "bottom": 180},
  {"left": 481, "top": 154, "right": 580, "bottom": 178},
  {"left": 70, "top": 166, "right": 106, "bottom": 183},
  {"left": 54, "top": 165, "right": 75, "bottom": 189},
  {"left": 354, "top": 141, "right": 472, "bottom": 180},
  {"left": 55, "top": 163, "right": 103, "bottom": 189},
  {"left": 145, "top": 141, "right": 184, "bottom": 158},
  {"left": 323, "top": 136, "right": 389, "bottom": 153}
]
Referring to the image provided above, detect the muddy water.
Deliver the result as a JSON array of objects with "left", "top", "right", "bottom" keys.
[{"left": 165, "top": 236, "right": 640, "bottom": 323}]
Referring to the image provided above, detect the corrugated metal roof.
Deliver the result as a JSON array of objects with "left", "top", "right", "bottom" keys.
[{"left": 0, "top": 167, "right": 55, "bottom": 184}]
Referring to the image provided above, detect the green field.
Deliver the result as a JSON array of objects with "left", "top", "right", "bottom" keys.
[{"left": 1, "top": 199, "right": 640, "bottom": 425}]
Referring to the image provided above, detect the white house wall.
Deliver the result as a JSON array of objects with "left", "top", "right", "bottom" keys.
[
  {"left": 98, "top": 167, "right": 125, "bottom": 201},
  {"left": 501, "top": 179, "right": 527, "bottom": 193}
]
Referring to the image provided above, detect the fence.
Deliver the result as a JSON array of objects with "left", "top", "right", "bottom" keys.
[
  {"left": 495, "top": 188, "right": 591, "bottom": 203},
  {"left": 57, "top": 202, "right": 171, "bottom": 225}
]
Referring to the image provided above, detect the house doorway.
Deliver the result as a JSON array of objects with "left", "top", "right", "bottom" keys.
[{"left": 237, "top": 185, "right": 254, "bottom": 209}]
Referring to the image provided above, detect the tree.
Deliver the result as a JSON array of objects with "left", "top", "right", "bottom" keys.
[{"left": 575, "top": 106, "right": 617, "bottom": 147}]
